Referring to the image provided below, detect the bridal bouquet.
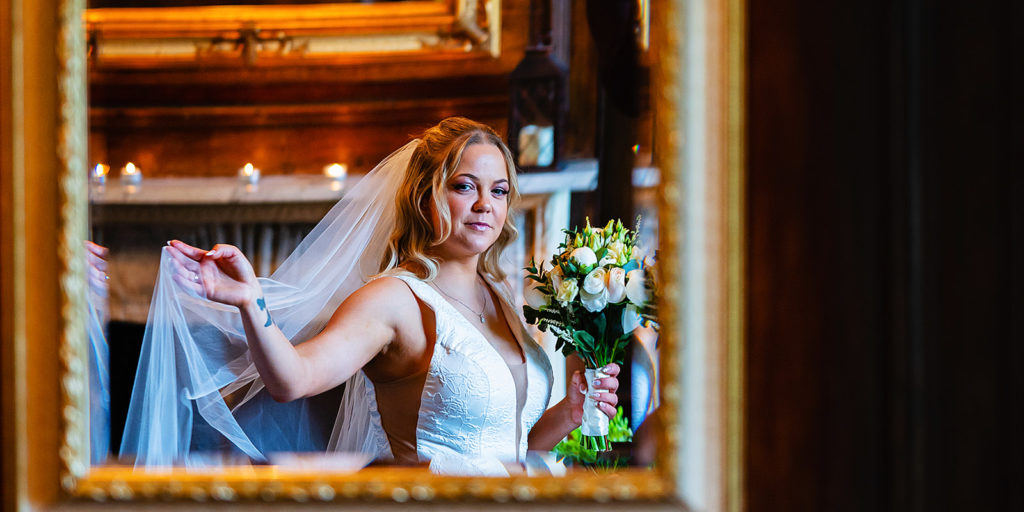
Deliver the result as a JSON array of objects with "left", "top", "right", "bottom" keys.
[{"left": 523, "top": 218, "right": 657, "bottom": 451}]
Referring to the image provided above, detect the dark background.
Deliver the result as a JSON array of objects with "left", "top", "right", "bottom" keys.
[{"left": 745, "top": 0, "right": 1021, "bottom": 510}]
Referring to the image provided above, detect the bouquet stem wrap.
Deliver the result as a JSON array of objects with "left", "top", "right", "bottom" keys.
[{"left": 581, "top": 367, "right": 610, "bottom": 437}]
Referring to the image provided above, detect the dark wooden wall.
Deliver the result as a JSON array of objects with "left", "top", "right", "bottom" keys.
[
  {"left": 87, "top": 0, "right": 532, "bottom": 178},
  {"left": 746, "top": 0, "right": 1021, "bottom": 510}
]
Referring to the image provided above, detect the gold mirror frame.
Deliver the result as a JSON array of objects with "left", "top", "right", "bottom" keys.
[
  {"left": 3, "top": 0, "right": 745, "bottom": 508},
  {"left": 86, "top": 0, "right": 502, "bottom": 67}
]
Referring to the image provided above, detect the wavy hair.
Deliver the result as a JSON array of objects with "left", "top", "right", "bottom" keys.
[{"left": 379, "top": 117, "right": 520, "bottom": 282}]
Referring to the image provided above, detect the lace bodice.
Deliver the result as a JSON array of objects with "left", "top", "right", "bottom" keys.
[{"left": 360, "top": 274, "right": 553, "bottom": 475}]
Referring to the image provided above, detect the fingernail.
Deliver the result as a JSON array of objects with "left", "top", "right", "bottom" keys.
[
  {"left": 206, "top": 250, "right": 215, "bottom": 256},
  {"left": 593, "top": 379, "right": 601, "bottom": 386},
  {"left": 166, "top": 241, "right": 172, "bottom": 246},
  {"left": 602, "top": 364, "right": 613, "bottom": 372},
  {"left": 589, "top": 392, "right": 601, "bottom": 399}
]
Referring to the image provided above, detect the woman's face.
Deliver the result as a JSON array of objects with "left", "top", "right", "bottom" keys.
[{"left": 431, "top": 142, "right": 510, "bottom": 260}]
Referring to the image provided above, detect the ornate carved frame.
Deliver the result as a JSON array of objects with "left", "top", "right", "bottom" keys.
[
  {"left": 86, "top": 1, "right": 503, "bottom": 67},
  {"left": 2, "top": 0, "right": 745, "bottom": 508}
]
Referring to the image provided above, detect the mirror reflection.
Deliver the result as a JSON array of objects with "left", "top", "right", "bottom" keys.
[{"left": 85, "top": 0, "right": 659, "bottom": 476}]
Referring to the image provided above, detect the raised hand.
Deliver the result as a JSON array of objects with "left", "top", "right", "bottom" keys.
[
  {"left": 84, "top": 240, "right": 109, "bottom": 295},
  {"left": 567, "top": 363, "right": 621, "bottom": 423},
  {"left": 166, "top": 240, "right": 261, "bottom": 309}
]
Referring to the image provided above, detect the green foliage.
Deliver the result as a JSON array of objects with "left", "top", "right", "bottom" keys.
[
  {"left": 552, "top": 406, "right": 633, "bottom": 470},
  {"left": 609, "top": 406, "right": 633, "bottom": 443}
]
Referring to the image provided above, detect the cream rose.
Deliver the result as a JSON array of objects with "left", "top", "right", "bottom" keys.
[
  {"left": 582, "top": 267, "right": 607, "bottom": 295},
  {"left": 555, "top": 278, "right": 579, "bottom": 304},
  {"left": 606, "top": 267, "right": 626, "bottom": 303},
  {"left": 524, "top": 281, "right": 550, "bottom": 309},
  {"left": 570, "top": 246, "right": 598, "bottom": 268},
  {"left": 605, "top": 241, "right": 628, "bottom": 266},
  {"left": 625, "top": 268, "right": 649, "bottom": 306},
  {"left": 549, "top": 266, "right": 564, "bottom": 290}
]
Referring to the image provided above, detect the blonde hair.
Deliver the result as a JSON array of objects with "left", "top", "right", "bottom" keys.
[{"left": 379, "top": 117, "right": 520, "bottom": 282}]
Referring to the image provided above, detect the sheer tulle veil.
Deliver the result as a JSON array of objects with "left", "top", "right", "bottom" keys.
[{"left": 119, "top": 141, "right": 418, "bottom": 466}]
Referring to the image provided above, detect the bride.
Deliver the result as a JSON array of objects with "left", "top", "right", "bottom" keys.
[{"left": 121, "top": 117, "right": 619, "bottom": 474}]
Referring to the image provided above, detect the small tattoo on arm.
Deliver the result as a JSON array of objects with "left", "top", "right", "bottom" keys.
[{"left": 256, "top": 296, "right": 274, "bottom": 327}]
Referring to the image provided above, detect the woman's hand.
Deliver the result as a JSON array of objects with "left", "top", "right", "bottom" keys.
[
  {"left": 527, "top": 363, "right": 621, "bottom": 451},
  {"left": 167, "top": 240, "right": 261, "bottom": 308},
  {"left": 84, "top": 240, "right": 109, "bottom": 295},
  {"left": 568, "top": 363, "right": 621, "bottom": 422}
]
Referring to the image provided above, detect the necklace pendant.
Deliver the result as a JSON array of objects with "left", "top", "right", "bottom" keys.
[{"left": 479, "top": 313, "right": 486, "bottom": 323}]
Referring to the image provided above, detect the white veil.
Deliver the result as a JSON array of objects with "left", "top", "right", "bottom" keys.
[
  {"left": 87, "top": 282, "right": 110, "bottom": 464},
  {"left": 119, "top": 141, "right": 418, "bottom": 466}
]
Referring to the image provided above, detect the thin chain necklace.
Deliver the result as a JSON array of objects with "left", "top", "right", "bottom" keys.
[{"left": 432, "top": 278, "right": 487, "bottom": 323}]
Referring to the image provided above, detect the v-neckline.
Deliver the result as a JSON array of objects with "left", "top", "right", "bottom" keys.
[
  {"left": 416, "top": 275, "right": 532, "bottom": 462},
  {"left": 426, "top": 275, "right": 526, "bottom": 366}
]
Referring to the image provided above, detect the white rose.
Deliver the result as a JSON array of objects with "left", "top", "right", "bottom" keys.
[
  {"left": 622, "top": 304, "right": 642, "bottom": 333},
  {"left": 580, "top": 287, "right": 609, "bottom": 313},
  {"left": 606, "top": 267, "right": 626, "bottom": 303},
  {"left": 554, "top": 278, "right": 579, "bottom": 304},
  {"left": 582, "top": 267, "right": 607, "bottom": 295},
  {"left": 524, "top": 281, "right": 550, "bottom": 309},
  {"left": 625, "top": 268, "right": 649, "bottom": 306},
  {"left": 570, "top": 246, "right": 597, "bottom": 268}
]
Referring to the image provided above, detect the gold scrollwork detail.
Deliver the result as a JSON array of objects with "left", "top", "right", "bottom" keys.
[
  {"left": 196, "top": 27, "right": 308, "bottom": 66},
  {"left": 85, "top": 1, "right": 503, "bottom": 67},
  {"left": 72, "top": 470, "right": 675, "bottom": 502},
  {"left": 58, "top": 0, "right": 89, "bottom": 493}
]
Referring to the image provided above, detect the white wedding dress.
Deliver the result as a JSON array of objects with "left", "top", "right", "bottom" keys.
[{"left": 357, "top": 275, "right": 553, "bottom": 475}]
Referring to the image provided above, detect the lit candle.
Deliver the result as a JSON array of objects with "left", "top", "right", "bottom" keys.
[
  {"left": 324, "top": 163, "right": 347, "bottom": 192},
  {"left": 120, "top": 162, "right": 142, "bottom": 185},
  {"left": 239, "top": 162, "right": 260, "bottom": 184},
  {"left": 324, "top": 163, "right": 347, "bottom": 180},
  {"left": 91, "top": 164, "right": 109, "bottom": 184}
]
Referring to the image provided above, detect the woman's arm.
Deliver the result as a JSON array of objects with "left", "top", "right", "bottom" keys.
[
  {"left": 527, "top": 363, "right": 621, "bottom": 451},
  {"left": 168, "top": 240, "right": 401, "bottom": 402}
]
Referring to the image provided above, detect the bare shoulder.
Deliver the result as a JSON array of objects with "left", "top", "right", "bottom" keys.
[
  {"left": 322, "top": 275, "right": 421, "bottom": 347},
  {"left": 342, "top": 275, "right": 418, "bottom": 314}
]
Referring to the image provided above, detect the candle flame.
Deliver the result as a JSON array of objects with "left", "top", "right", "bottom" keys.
[
  {"left": 243, "top": 163, "right": 254, "bottom": 176},
  {"left": 324, "top": 163, "right": 347, "bottom": 179},
  {"left": 124, "top": 162, "right": 137, "bottom": 174},
  {"left": 93, "top": 164, "right": 109, "bottom": 177}
]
